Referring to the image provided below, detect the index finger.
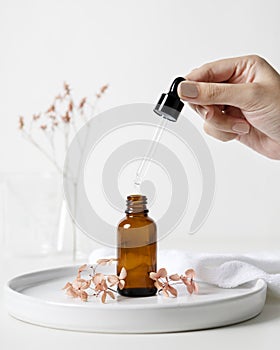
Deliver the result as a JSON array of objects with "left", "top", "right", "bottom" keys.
[{"left": 186, "top": 56, "right": 242, "bottom": 83}]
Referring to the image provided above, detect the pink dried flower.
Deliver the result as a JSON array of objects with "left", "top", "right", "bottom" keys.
[
  {"left": 150, "top": 268, "right": 167, "bottom": 281},
  {"left": 180, "top": 269, "right": 198, "bottom": 295},
  {"left": 92, "top": 273, "right": 115, "bottom": 303},
  {"left": 150, "top": 268, "right": 177, "bottom": 297},
  {"left": 62, "top": 278, "right": 90, "bottom": 302},
  {"left": 61, "top": 111, "right": 71, "bottom": 123},
  {"left": 47, "top": 104, "right": 55, "bottom": 113},
  {"left": 64, "top": 82, "right": 71, "bottom": 95},
  {"left": 40, "top": 124, "right": 47, "bottom": 130},
  {"left": 32, "top": 114, "right": 40, "bottom": 121},
  {"left": 107, "top": 267, "right": 127, "bottom": 290},
  {"left": 68, "top": 100, "right": 73, "bottom": 112},
  {"left": 79, "top": 97, "right": 87, "bottom": 109},
  {"left": 96, "top": 84, "right": 108, "bottom": 98}
]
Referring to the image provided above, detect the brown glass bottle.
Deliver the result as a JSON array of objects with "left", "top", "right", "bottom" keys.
[{"left": 117, "top": 195, "right": 157, "bottom": 297}]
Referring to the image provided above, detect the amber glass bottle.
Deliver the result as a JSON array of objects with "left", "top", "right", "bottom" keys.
[{"left": 117, "top": 195, "right": 157, "bottom": 297}]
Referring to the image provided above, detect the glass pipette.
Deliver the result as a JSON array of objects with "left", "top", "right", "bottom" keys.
[{"left": 134, "top": 117, "right": 168, "bottom": 193}]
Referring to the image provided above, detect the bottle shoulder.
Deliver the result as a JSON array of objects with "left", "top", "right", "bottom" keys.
[{"left": 118, "top": 215, "right": 156, "bottom": 228}]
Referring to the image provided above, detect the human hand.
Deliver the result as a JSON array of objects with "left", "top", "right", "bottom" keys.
[{"left": 178, "top": 55, "right": 280, "bottom": 160}]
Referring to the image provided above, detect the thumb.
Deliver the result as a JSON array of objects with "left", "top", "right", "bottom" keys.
[{"left": 178, "top": 81, "right": 259, "bottom": 109}]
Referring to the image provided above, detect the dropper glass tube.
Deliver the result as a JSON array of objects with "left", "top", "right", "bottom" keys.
[{"left": 134, "top": 117, "right": 168, "bottom": 193}]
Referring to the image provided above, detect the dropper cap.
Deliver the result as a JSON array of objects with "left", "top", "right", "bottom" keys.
[{"left": 154, "top": 77, "right": 185, "bottom": 122}]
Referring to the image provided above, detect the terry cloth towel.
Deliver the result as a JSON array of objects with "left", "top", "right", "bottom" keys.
[{"left": 89, "top": 248, "right": 280, "bottom": 297}]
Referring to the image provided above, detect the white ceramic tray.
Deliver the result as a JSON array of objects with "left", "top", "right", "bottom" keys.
[{"left": 4, "top": 265, "right": 267, "bottom": 333}]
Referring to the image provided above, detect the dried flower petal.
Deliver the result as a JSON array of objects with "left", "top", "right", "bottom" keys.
[
  {"left": 62, "top": 282, "right": 72, "bottom": 290},
  {"left": 78, "top": 264, "right": 88, "bottom": 274},
  {"left": 68, "top": 100, "right": 73, "bottom": 112},
  {"left": 101, "top": 291, "right": 107, "bottom": 304},
  {"left": 154, "top": 280, "right": 163, "bottom": 290},
  {"left": 79, "top": 97, "right": 87, "bottom": 109},
  {"left": 107, "top": 275, "right": 119, "bottom": 285},
  {"left": 79, "top": 291, "right": 88, "bottom": 302},
  {"left": 67, "top": 287, "right": 78, "bottom": 298},
  {"left": 118, "top": 279, "right": 125, "bottom": 290},
  {"left": 185, "top": 269, "right": 196, "bottom": 279},
  {"left": 47, "top": 105, "right": 55, "bottom": 113},
  {"left": 92, "top": 273, "right": 105, "bottom": 285},
  {"left": 100, "top": 84, "right": 108, "bottom": 94},
  {"left": 107, "top": 291, "right": 115, "bottom": 300},
  {"left": 167, "top": 285, "right": 178, "bottom": 297},
  {"left": 169, "top": 273, "right": 180, "bottom": 281},
  {"left": 149, "top": 272, "right": 158, "bottom": 281},
  {"left": 119, "top": 267, "right": 127, "bottom": 280}
]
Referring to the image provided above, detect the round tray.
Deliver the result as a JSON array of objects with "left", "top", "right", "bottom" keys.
[{"left": 4, "top": 265, "right": 267, "bottom": 333}]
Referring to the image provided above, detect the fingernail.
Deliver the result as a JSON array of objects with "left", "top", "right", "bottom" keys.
[
  {"left": 232, "top": 123, "right": 250, "bottom": 134},
  {"left": 179, "top": 82, "right": 199, "bottom": 98},
  {"left": 196, "top": 106, "right": 208, "bottom": 119}
]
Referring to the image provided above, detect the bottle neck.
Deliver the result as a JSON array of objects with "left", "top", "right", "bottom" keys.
[{"left": 125, "top": 195, "right": 149, "bottom": 215}]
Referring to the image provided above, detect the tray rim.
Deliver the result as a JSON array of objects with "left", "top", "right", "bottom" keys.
[{"left": 4, "top": 264, "right": 267, "bottom": 310}]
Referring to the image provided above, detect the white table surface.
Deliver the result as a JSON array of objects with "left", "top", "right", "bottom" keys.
[{"left": 1, "top": 237, "right": 280, "bottom": 350}]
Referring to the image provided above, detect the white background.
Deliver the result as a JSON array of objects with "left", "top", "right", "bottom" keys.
[{"left": 0, "top": 0, "right": 280, "bottom": 250}]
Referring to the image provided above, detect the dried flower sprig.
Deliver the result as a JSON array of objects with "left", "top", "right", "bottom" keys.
[
  {"left": 19, "top": 82, "right": 108, "bottom": 261},
  {"left": 62, "top": 259, "right": 126, "bottom": 303},
  {"left": 150, "top": 267, "right": 199, "bottom": 297},
  {"left": 63, "top": 261, "right": 199, "bottom": 304},
  {"left": 18, "top": 82, "right": 108, "bottom": 177}
]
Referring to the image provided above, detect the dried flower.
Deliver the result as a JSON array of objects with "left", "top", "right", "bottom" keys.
[
  {"left": 180, "top": 269, "right": 198, "bottom": 295},
  {"left": 64, "top": 82, "right": 71, "bottom": 95},
  {"left": 96, "top": 84, "right": 108, "bottom": 98},
  {"left": 92, "top": 273, "right": 115, "bottom": 303},
  {"left": 108, "top": 267, "right": 127, "bottom": 290},
  {"left": 68, "top": 100, "right": 73, "bottom": 112},
  {"left": 150, "top": 267, "right": 198, "bottom": 297},
  {"left": 62, "top": 278, "right": 90, "bottom": 302},
  {"left": 18, "top": 116, "right": 24, "bottom": 130},
  {"left": 40, "top": 124, "right": 47, "bottom": 130},
  {"left": 32, "top": 114, "right": 40, "bottom": 121},
  {"left": 79, "top": 97, "right": 87, "bottom": 109},
  {"left": 47, "top": 104, "right": 55, "bottom": 113},
  {"left": 61, "top": 111, "right": 71, "bottom": 123},
  {"left": 150, "top": 268, "right": 177, "bottom": 297}
]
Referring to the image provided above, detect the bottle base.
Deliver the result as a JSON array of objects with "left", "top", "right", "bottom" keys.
[{"left": 118, "top": 287, "right": 157, "bottom": 297}]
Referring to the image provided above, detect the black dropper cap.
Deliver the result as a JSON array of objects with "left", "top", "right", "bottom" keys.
[{"left": 154, "top": 77, "right": 185, "bottom": 122}]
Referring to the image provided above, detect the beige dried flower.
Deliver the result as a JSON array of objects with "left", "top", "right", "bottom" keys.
[
  {"left": 61, "top": 111, "right": 71, "bottom": 123},
  {"left": 32, "top": 114, "right": 40, "bottom": 121},
  {"left": 62, "top": 278, "right": 90, "bottom": 302},
  {"left": 79, "top": 97, "right": 87, "bottom": 109},
  {"left": 47, "top": 104, "right": 55, "bottom": 113},
  {"left": 64, "top": 82, "right": 71, "bottom": 95},
  {"left": 92, "top": 273, "right": 115, "bottom": 303},
  {"left": 96, "top": 84, "right": 108, "bottom": 98},
  {"left": 68, "top": 100, "right": 73, "bottom": 112},
  {"left": 180, "top": 269, "right": 198, "bottom": 295},
  {"left": 150, "top": 268, "right": 177, "bottom": 297},
  {"left": 19, "top": 116, "right": 24, "bottom": 130},
  {"left": 107, "top": 267, "right": 127, "bottom": 290}
]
